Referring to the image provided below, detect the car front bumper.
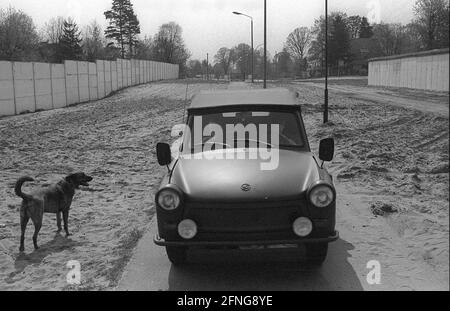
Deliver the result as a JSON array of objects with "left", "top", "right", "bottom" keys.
[{"left": 154, "top": 230, "right": 339, "bottom": 247}]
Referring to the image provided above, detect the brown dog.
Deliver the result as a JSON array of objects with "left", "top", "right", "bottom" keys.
[{"left": 15, "top": 172, "right": 93, "bottom": 252}]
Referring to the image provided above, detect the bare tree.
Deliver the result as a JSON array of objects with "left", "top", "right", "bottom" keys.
[
  {"left": 285, "top": 27, "right": 312, "bottom": 73},
  {"left": 214, "top": 47, "right": 233, "bottom": 76},
  {"left": 231, "top": 43, "right": 251, "bottom": 75},
  {"left": 403, "top": 22, "right": 425, "bottom": 52},
  {"left": 41, "top": 16, "right": 65, "bottom": 44},
  {"left": 134, "top": 35, "right": 153, "bottom": 60},
  {"left": 285, "top": 27, "right": 312, "bottom": 61},
  {"left": 82, "top": 20, "right": 105, "bottom": 61},
  {"left": 186, "top": 59, "right": 202, "bottom": 78},
  {"left": 412, "top": 0, "right": 449, "bottom": 49},
  {"left": 0, "top": 6, "right": 40, "bottom": 61},
  {"left": 153, "top": 22, "right": 190, "bottom": 71},
  {"left": 373, "top": 23, "right": 407, "bottom": 56}
]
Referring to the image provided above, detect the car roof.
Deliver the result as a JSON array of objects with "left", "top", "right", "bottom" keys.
[{"left": 188, "top": 88, "right": 299, "bottom": 111}]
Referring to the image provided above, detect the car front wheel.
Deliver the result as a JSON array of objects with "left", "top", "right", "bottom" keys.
[
  {"left": 305, "top": 243, "right": 328, "bottom": 266},
  {"left": 166, "top": 246, "right": 187, "bottom": 265}
]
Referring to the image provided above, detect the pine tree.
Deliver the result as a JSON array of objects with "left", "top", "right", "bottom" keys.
[
  {"left": 58, "top": 18, "right": 82, "bottom": 61},
  {"left": 104, "top": 0, "right": 140, "bottom": 58},
  {"left": 359, "top": 17, "right": 374, "bottom": 38},
  {"left": 124, "top": 9, "right": 140, "bottom": 57},
  {"left": 329, "top": 13, "right": 351, "bottom": 68}
]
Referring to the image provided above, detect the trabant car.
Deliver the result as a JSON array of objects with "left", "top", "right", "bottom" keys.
[{"left": 154, "top": 88, "right": 338, "bottom": 265}]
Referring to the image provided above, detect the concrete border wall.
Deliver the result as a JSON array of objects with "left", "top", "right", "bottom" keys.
[
  {"left": 78, "top": 61, "right": 89, "bottom": 103},
  {"left": 88, "top": 62, "right": 98, "bottom": 101},
  {"left": 0, "top": 61, "right": 15, "bottom": 115},
  {"left": 14, "top": 62, "right": 35, "bottom": 113},
  {"left": 117, "top": 60, "right": 123, "bottom": 90},
  {"left": 368, "top": 48, "right": 449, "bottom": 92},
  {"left": 65, "top": 60, "right": 79, "bottom": 106},
  {"left": 126, "top": 60, "right": 131, "bottom": 87},
  {"left": 111, "top": 61, "right": 118, "bottom": 92},
  {"left": 0, "top": 58, "right": 179, "bottom": 116},
  {"left": 51, "top": 64, "right": 66, "bottom": 109},
  {"left": 150, "top": 61, "right": 155, "bottom": 81},
  {"left": 96, "top": 60, "right": 105, "bottom": 99},
  {"left": 104, "top": 61, "right": 112, "bottom": 96},
  {"left": 34, "top": 62, "right": 52, "bottom": 111}
]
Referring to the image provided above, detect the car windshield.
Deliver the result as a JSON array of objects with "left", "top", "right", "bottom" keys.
[{"left": 182, "top": 110, "right": 304, "bottom": 154}]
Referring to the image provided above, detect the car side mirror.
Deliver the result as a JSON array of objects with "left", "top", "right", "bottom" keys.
[
  {"left": 319, "top": 138, "right": 334, "bottom": 162},
  {"left": 156, "top": 143, "right": 172, "bottom": 166}
]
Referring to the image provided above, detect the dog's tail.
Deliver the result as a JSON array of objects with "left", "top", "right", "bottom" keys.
[{"left": 15, "top": 177, "right": 34, "bottom": 201}]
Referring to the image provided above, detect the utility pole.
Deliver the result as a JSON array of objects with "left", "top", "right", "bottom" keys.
[
  {"left": 206, "top": 53, "right": 209, "bottom": 81},
  {"left": 251, "top": 18, "right": 254, "bottom": 83},
  {"left": 264, "top": 0, "right": 267, "bottom": 89},
  {"left": 274, "top": 51, "right": 277, "bottom": 80},
  {"left": 232, "top": 11, "right": 254, "bottom": 83},
  {"left": 324, "top": 0, "right": 329, "bottom": 123}
]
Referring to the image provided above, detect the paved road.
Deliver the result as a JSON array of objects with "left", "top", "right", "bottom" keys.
[{"left": 116, "top": 184, "right": 448, "bottom": 291}]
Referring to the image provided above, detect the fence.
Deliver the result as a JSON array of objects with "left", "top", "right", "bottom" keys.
[
  {"left": 0, "top": 59, "right": 179, "bottom": 116},
  {"left": 368, "top": 48, "right": 449, "bottom": 92}
]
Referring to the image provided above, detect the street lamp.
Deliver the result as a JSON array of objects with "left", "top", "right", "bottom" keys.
[
  {"left": 233, "top": 11, "right": 254, "bottom": 83},
  {"left": 264, "top": 0, "right": 267, "bottom": 89},
  {"left": 207, "top": 53, "right": 209, "bottom": 81},
  {"left": 324, "top": 0, "right": 329, "bottom": 123}
]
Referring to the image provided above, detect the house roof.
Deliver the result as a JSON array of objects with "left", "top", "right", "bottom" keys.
[{"left": 188, "top": 88, "right": 299, "bottom": 110}]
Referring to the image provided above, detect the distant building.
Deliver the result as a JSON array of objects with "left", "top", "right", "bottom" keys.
[{"left": 348, "top": 38, "right": 383, "bottom": 76}]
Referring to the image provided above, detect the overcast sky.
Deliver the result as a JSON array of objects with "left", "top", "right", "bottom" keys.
[{"left": 1, "top": 0, "right": 417, "bottom": 60}]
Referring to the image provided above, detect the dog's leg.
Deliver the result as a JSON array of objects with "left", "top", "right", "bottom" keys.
[
  {"left": 32, "top": 221, "right": 42, "bottom": 250},
  {"left": 56, "top": 212, "right": 62, "bottom": 233},
  {"left": 63, "top": 211, "right": 71, "bottom": 237},
  {"left": 19, "top": 215, "right": 29, "bottom": 252}
]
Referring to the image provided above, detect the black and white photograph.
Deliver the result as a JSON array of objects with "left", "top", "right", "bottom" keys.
[{"left": 0, "top": 0, "right": 448, "bottom": 294}]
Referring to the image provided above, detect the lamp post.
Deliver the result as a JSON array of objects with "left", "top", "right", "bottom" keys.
[
  {"left": 233, "top": 11, "right": 254, "bottom": 83},
  {"left": 252, "top": 44, "right": 264, "bottom": 80},
  {"left": 207, "top": 53, "right": 209, "bottom": 81},
  {"left": 324, "top": 0, "right": 329, "bottom": 123},
  {"left": 264, "top": 0, "right": 267, "bottom": 89}
]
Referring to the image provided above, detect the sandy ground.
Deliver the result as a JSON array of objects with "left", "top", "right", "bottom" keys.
[
  {"left": 285, "top": 81, "right": 449, "bottom": 283},
  {"left": 0, "top": 80, "right": 228, "bottom": 290},
  {"left": 0, "top": 79, "right": 448, "bottom": 290}
]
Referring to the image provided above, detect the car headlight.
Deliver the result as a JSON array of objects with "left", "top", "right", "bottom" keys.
[
  {"left": 308, "top": 182, "right": 335, "bottom": 208},
  {"left": 178, "top": 219, "right": 197, "bottom": 239},
  {"left": 157, "top": 187, "right": 182, "bottom": 211},
  {"left": 293, "top": 217, "right": 313, "bottom": 237}
]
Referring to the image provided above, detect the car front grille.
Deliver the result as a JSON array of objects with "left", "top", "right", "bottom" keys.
[{"left": 184, "top": 199, "right": 310, "bottom": 240}]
